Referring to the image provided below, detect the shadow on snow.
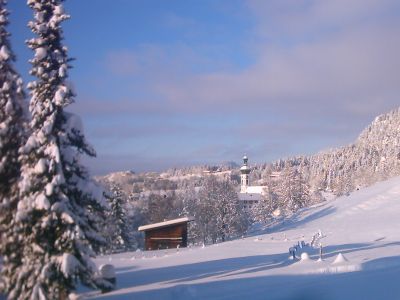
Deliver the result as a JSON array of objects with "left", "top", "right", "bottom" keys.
[{"left": 89, "top": 241, "right": 400, "bottom": 300}]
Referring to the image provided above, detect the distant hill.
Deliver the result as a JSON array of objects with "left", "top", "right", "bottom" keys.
[{"left": 96, "top": 163, "right": 239, "bottom": 200}]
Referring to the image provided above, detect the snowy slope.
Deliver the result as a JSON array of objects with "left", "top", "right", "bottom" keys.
[{"left": 86, "top": 176, "right": 400, "bottom": 300}]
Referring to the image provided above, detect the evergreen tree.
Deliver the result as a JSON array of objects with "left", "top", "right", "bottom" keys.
[
  {"left": 103, "top": 183, "right": 134, "bottom": 253},
  {"left": 11, "top": 1, "right": 108, "bottom": 298},
  {"left": 0, "top": 0, "right": 27, "bottom": 294}
]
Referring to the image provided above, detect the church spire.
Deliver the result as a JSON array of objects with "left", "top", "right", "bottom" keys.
[{"left": 240, "top": 155, "right": 251, "bottom": 193}]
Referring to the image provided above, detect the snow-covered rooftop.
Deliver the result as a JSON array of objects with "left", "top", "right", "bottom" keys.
[
  {"left": 245, "top": 186, "right": 265, "bottom": 194},
  {"left": 138, "top": 217, "right": 194, "bottom": 232}
]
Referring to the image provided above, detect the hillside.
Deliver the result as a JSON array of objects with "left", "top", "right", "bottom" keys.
[
  {"left": 84, "top": 175, "right": 400, "bottom": 299},
  {"left": 251, "top": 107, "right": 400, "bottom": 195}
]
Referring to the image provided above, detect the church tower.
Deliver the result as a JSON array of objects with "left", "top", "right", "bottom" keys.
[{"left": 240, "top": 155, "right": 251, "bottom": 193}]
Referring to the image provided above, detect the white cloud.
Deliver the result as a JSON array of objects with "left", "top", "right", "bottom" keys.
[
  {"left": 154, "top": 2, "right": 400, "bottom": 120},
  {"left": 83, "top": 1, "right": 400, "bottom": 172}
]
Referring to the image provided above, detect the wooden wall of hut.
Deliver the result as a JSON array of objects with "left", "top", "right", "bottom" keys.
[{"left": 144, "top": 223, "right": 188, "bottom": 250}]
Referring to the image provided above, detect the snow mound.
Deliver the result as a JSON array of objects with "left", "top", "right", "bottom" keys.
[
  {"left": 99, "top": 264, "right": 116, "bottom": 279},
  {"left": 300, "top": 252, "right": 311, "bottom": 261},
  {"left": 313, "top": 252, "right": 362, "bottom": 274},
  {"left": 332, "top": 253, "right": 348, "bottom": 265}
]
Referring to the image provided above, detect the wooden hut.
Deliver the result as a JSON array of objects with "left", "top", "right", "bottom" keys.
[{"left": 138, "top": 217, "right": 194, "bottom": 251}]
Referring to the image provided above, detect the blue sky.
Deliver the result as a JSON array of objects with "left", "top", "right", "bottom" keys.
[{"left": 8, "top": 0, "right": 400, "bottom": 175}]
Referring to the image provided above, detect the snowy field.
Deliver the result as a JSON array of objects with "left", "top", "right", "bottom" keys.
[{"left": 84, "top": 176, "right": 400, "bottom": 299}]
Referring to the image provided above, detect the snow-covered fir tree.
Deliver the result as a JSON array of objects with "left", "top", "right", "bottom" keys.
[
  {"left": 10, "top": 1, "right": 108, "bottom": 298},
  {"left": 0, "top": 0, "right": 27, "bottom": 294},
  {"left": 103, "top": 183, "right": 135, "bottom": 253}
]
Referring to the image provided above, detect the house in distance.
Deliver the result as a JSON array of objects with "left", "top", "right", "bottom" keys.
[{"left": 138, "top": 217, "right": 194, "bottom": 251}]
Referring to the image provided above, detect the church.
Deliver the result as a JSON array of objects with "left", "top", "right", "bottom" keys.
[{"left": 237, "top": 155, "right": 267, "bottom": 210}]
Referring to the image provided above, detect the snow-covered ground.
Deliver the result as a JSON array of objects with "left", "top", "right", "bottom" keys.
[{"left": 86, "top": 176, "right": 400, "bottom": 299}]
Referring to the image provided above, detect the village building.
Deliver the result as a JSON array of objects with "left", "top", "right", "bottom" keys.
[
  {"left": 238, "top": 155, "right": 267, "bottom": 210},
  {"left": 138, "top": 217, "right": 194, "bottom": 251}
]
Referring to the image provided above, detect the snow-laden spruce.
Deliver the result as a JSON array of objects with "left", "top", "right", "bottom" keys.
[
  {"left": 0, "top": 0, "right": 28, "bottom": 295},
  {"left": 10, "top": 1, "right": 108, "bottom": 299},
  {"left": 101, "top": 182, "right": 136, "bottom": 254}
]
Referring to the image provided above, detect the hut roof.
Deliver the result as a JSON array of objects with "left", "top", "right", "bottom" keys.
[{"left": 138, "top": 217, "right": 194, "bottom": 232}]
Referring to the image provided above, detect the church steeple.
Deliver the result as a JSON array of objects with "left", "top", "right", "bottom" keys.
[{"left": 240, "top": 155, "right": 251, "bottom": 193}]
